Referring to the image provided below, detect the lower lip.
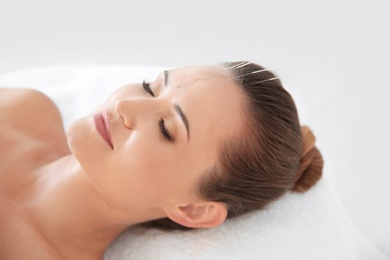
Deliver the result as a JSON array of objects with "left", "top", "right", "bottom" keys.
[{"left": 94, "top": 111, "right": 113, "bottom": 149}]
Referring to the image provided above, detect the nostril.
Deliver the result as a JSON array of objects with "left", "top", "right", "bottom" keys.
[{"left": 123, "top": 118, "right": 132, "bottom": 129}]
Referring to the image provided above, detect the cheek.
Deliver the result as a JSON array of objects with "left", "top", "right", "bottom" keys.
[
  {"left": 99, "top": 136, "right": 181, "bottom": 210},
  {"left": 114, "top": 137, "right": 212, "bottom": 209}
]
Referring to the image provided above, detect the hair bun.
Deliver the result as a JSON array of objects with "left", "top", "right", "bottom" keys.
[{"left": 292, "top": 126, "right": 324, "bottom": 192}]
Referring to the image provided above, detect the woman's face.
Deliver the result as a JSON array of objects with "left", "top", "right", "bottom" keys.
[{"left": 67, "top": 64, "right": 245, "bottom": 215}]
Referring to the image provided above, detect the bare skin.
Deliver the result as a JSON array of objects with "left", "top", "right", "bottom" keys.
[
  {"left": 0, "top": 89, "right": 72, "bottom": 259},
  {"left": 0, "top": 65, "right": 245, "bottom": 259},
  {"left": 0, "top": 89, "right": 175, "bottom": 259}
]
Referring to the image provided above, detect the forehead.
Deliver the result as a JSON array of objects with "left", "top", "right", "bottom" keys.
[
  {"left": 169, "top": 64, "right": 224, "bottom": 82},
  {"left": 168, "top": 64, "right": 246, "bottom": 150}
]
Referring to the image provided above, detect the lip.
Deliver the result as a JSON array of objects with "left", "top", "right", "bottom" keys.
[{"left": 94, "top": 111, "right": 114, "bottom": 149}]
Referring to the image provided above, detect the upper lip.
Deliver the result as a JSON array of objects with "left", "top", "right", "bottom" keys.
[
  {"left": 94, "top": 110, "right": 114, "bottom": 149},
  {"left": 102, "top": 111, "right": 113, "bottom": 149}
]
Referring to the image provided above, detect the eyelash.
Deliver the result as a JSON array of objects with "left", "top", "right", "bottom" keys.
[
  {"left": 142, "top": 80, "right": 154, "bottom": 97},
  {"left": 142, "top": 80, "right": 174, "bottom": 143},
  {"left": 159, "top": 118, "right": 175, "bottom": 143}
]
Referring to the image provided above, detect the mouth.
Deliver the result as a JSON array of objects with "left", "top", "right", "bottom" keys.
[{"left": 94, "top": 111, "right": 114, "bottom": 149}]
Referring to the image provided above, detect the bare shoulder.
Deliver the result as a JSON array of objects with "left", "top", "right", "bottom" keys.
[
  {"left": 0, "top": 88, "right": 63, "bottom": 131},
  {"left": 0, "top": 87, "right": 69, "bottom": 155},
  {"left": 0, "top": 88, "right": 58, "bottom": 113},
  {"left": 0, "top": 88, "right": 70, "bottom": 185}
]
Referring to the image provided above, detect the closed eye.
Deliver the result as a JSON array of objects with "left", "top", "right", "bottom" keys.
[
  {"left": 159, "top": 118, "right": 174, "bottom": 143},
  {"left": 142, "top": 80, "right": 154, "bottom": 97}
]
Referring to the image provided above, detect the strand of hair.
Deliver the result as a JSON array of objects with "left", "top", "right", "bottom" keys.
[
  {"left": 254, "top": 74, "right": 293, "bottom": 84},
  {"left": 200, "top": 59, "right": 260, "bottom": 81},
  {"left": 229, "top": 68, "right": 278, "bottom": 80},
  {"left": 179, "top": 49, "right": 212, "bottom": 88}
]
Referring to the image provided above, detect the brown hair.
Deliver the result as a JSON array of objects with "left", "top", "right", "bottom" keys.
[{"left": 148, "top": 62, "right": 323, "bottom": 228}]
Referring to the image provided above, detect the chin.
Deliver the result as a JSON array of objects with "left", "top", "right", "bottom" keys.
[
  {"left": 67, "top": 115, "right": 111, "bottom": 177},
  {"left": 67, "top": 116, "right": 95, "bottom": 160}
]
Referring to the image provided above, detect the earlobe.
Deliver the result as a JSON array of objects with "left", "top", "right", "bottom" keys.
[{"left": 164, "top": 202, "right": 227, "bottom": 229}]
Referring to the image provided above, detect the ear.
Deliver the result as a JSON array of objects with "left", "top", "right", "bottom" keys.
[{"left": 164, "top": 201, "right": 227, "bottom": 229}]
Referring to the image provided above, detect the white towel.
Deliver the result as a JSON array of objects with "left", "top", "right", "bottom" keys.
[{"left": 1, "top": 65, "right": 387, "bottom": 260}]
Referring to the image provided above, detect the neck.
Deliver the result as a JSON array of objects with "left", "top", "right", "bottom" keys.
[{"left": 25, "top": 155, "right": 161, "bottom": 259}]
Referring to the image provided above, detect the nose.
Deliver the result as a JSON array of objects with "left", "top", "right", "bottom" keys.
[{"left": 114, "top": 98, "right": 162, "bottom": 129}]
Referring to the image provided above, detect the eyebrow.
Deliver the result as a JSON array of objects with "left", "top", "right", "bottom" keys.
[
  {"left": 174, "top": 104, "right": 190, "bottom": 141},
  {"left": 164, "top": 70, "right": 169, "bottom": 87},
  {"left": 164, "top": 70, "right": 190, "bottom": 141}
]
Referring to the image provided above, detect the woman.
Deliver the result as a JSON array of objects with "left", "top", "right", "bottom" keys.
[{"left": 0, "top": 62, "right": 323, "bottom": 259}]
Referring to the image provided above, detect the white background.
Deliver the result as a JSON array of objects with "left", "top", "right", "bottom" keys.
[{"left": 1, "top": 0, "right": 389, "bottom": 256}]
